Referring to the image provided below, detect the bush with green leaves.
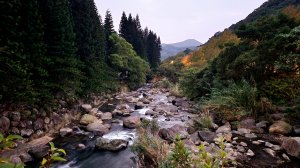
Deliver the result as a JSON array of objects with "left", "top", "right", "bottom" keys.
[
  {"left": 194, "top": 137, "right": 233, "bottom": 168},
  {"left": 193, "top": 115, "right": 214, "bottom": 131},
  {"left": 0, "top": 133, "right": 22, "bottom": 150},
  {"left": 165, "top": 135, "right": 192, "bottom": 168},
  {"left": 41, "top": 142, "right": 66, "bottom": 168},
  {"left": 200, "top": 80, "right": 257, "bottom": 121}
]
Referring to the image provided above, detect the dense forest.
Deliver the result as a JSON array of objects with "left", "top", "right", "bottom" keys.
[
  {"left": 0, "top": 0, "right": 161, "bottom": 106},
  {"left": 160, "top": 3, "right": 300, "bottom": 123}
]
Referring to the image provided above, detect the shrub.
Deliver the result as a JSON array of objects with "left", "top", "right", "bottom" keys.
[
  {"left": 41, "top": 142, "right": 66, "bottom": 168},
  {"left": 166, "top": 135, "right": 192, "bottom": 168},
  {"left": 0, "top": 158, "right": 24, "bottom": 168},
  {"left": 169, "top": 83, "right": 183, "bottom": 97},
  {"left": 194, "top": 137, "right": 233, "bottom": 168},
  {"left": 193, "top": 115, "right": 213, "bottom": 131},
  {"left": 131, "top": 120, "right": 169, "bottom": 168},
  {"left": 200, "top": 80, "right": 257, "bottom": 121}
]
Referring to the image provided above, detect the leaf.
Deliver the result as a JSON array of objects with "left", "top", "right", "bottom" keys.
[
  {"left": 6, "top": 135, "right": 22, "bottom": 141},
  {"left": 41, "top": 158, "right": 47, "bottom": 166},
  {"left": 56, "top": 149, "right": 66, "bottom": 156},
  {"left": 51, "top": 156, "right": 66, "bottom": 162},
  {"left": 49, "top": 142, "right": 56, "bottom": 151}
]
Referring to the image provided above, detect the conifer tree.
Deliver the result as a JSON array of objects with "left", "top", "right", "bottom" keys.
[
  {"left": 41, "top": 0, "right": 82, "bottom": 94},
  {"left": 104, "top": 10, "right": 115, "bottom": 56}
]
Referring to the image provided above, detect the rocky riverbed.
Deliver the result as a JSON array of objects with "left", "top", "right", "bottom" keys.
[{"left": 1, "top": 82, "right": 300, "bottom": 167}]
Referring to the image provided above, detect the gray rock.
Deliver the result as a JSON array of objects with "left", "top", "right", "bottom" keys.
[
  {"left": 265, "top": 142, "right": 274, "bottom": 148},
  {"left": 81, "top": 104, "right": 93, "bottom": 113},
  {"left": 95, "top": 137, "right": 128, "bottom": 151},
  {"left": 216, "top": 122, "right": 231, "bottom": 134},
  {"left": 76, "top": 144, "right": 86, "bottom": 150},
  {"left": 145, "top": 109, "right": 155, "bottom": 115},
  {"left": 237, "top": 146, "right": 245, "bottom": 153},
  {"left": 293, "top": 125, "right": 300, "bottom": 135},
  {"left": 89, "top": 108, "right": 99, "bottom": 116},
  {"left": 20, "top": 152, "right": 33, "bottom": 162},
  {"left": 21, "top": 129, "right": 34, "bottom": 137},
  {"left": 237, "top": 128, "right": 251, "bottom": 134},
  {"left": 11, "top": 127, "right": 20, "bottom": 134},
  {"left": 282, "top": 137, "right": 300, "bottom": 158},
  {"left": 269, "top": 121, "right": 292, "bottom": 135},
  {"left": 59, "top": 127, "right": 73, "bottom": 137},
  {"left": 263, "top": 148, "right": 276, "bottom": 157},
  {"left": 256, "top": 121, "right": 268, "bottom": 128},
  {"left": 101, "top": 112, "right": 112, "bottom": 120},
  {"left": 9, "top": 155, "right": 22, "bottom": 164},
  {"left": 158, "top": 124, "right": 188, "bottom": 142},
  {"left": 240, "top": 142, "right": 248, "bottom": 147},
  {"left": 34, "top": 118, "right": 44, "bottom": 130},
  {"left": 135, "top": 102, "right": 144, "bottom": 110},
  {"left": 245, "top": 133, "right": 257, "bottom": 139},
  {"left": 80, "top": 114, "right": 98, "bottom": 125},
  {"left": 0, "top": 116, "right": 10, "bottom": 132},
  {"left": 198, "top": 131, "right": 217, "bottom": 143},
  {"left": 246, "top": 149, "right": 255, "bottom": 157},
  {"left": 29, "top": 145, "right": 49, "bottom": 159},
  {"left": 282, "top": 153, "right": 290, "bottom": 161},
  {"left": 10, "top": 112, "right": 21, "bottom": 122},
  {"left": 272, "top": 145, "right": 281, "bottom": 151},
  {"left": 238, "top": 118, "right": 255, "bottom": 129},
  {"left": 86, "top": 121, "right": 109, "bottom": 135},
  {"left": 252, "top": 141, "right": 261, "bottom": 145},
  {"left": 52, "top": 112, "right": 61, "bottom": 124},
  {"left": 123, "top": 116, "right": 141, "bottom": 129}
]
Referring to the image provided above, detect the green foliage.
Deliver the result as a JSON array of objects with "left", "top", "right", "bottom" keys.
[
  {"left": 194, "top": 137, "right": 232, "bottom": 168},
  {"left": 0, "top": 133, "right": 22, "bottom": 150},
  {"left": 200, "top": 80, "right": 257, "bottom": 121},
  {"left": 193, "top": 115, "right": 213, "bottom": 131},
  {"left": 0, "top": 158, "right": 25, "bottom": 168},
  {"left": 131, "top": 120, "right": 169, "bottom": 168},
  {"left": 166, "top": 136, "right": 192, "bottom": 168},
  {"left": 109, "top": 33, "right": 150, "bottom": 90},
  {"left": 41, "top": 142, "right": 66, "bottom": 168}
]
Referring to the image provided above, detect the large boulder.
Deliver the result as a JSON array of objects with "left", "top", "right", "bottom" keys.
[
  {"left": 269, "top": 121, "right": 292, "bottom": 135},
  {"left": 158, "top": 124, "right": 188, "bottom": 142},
  {"left": 0, "top": 116, "right": 10, "bottom": 132},
  {"left": 113, "top": 104, "right": 134, "bottom": 116},
  {"left": 80, "top": 114, "right": 98, "bottom": 125},
  {"left": 216, "top": 122, "right": 231, "bottom": 134},
  {"left": 282, "top": 137, "right": 300, "bottom": 158},
  {"left": 198, "top": 131, "right": 217, "bottom": 143},
  {"left": 95, "top": 137, "right": 128, "bottom": 151},
  {"left": 123, "top": 116, "right": 141, "bottom": 129},
  {"left": 86, "top": 121, "right": 109, "bottom": 135},
  {"left": 238, "top": 118, "right": 255, "bottom": 129}
]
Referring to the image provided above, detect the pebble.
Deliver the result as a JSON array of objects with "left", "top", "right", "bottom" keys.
[
  {"left": 237, "top": 146, "right": 245, "bottom": 152},
  {"left": 233, "top": 137, "right": 239, "bottom": 141},
  {"left": 263, "top": 148, "right": 276, "bottom": 157},
  {"left": 265, "top": 142, "right": 273, "bottom": 148},
  {"left": 282, "top": 153, "right": 290, "bottom": 161},
  {"left": 246, "top": 149, "right": 255, "bottom": 157},
  {"left": 245, "top": 133, "right": 257, "bottom": 139},
  {"left": 258, "top": 140, "right": 265, "bottom": 143},
  {"left": 252, "top": 141, "right": 261, "bottom": 145},
  {"left": 240, "top": 142, "right": 248, "bottom": 147},
  {"left": 271, "top": 145, "right": 281, "bottom": 151}
]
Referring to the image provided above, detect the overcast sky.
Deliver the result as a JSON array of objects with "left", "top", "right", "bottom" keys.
[{"left": 95, "top": 0, "right": 267, "bottom": 44}]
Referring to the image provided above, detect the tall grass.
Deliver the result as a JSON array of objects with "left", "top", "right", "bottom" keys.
[{"left": 200, "top": 80, "right": 257, "bottom": 120}]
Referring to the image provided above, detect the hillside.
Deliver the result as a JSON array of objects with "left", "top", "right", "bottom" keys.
[{"left": 161, "top": 39, "right": 202, "bottom": 60}]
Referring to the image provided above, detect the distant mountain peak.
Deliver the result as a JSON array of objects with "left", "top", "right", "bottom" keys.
[{"left": 161, "top": 39, "right": 202, "bottom": 60}]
